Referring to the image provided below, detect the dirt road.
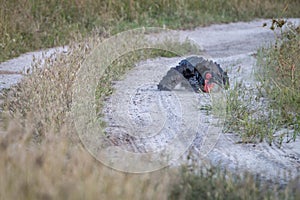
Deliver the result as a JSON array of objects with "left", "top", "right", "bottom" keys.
[{"left": 102, "top": 19, "right": 300, "bottom": 183}]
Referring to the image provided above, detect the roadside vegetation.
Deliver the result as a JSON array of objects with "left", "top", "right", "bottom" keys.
[
  {"left": 0, "top": 1, "right": 300, "bottom": 200},
  {"left": 1, "top": 0, "right": 300, "bottom": 62},
  {"left": 224, "top": 20, "right": 300, "bottom": 146},
  {"left": 257, "top": 21, "right": 300, "bottom": 142},
  {"left": 169, "top": 165, "right": 300, "bottom": 200}
]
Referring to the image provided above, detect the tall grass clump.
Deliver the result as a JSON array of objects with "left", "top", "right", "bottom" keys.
[
  {"left": 1, "top": 0, "right": 300, "bottom": 62},
  {"left": 223, "top": 20, "right": 300, "bottom": 145},
  {"left": 256, "top": 21, "right": 300, "bottom": 142}
]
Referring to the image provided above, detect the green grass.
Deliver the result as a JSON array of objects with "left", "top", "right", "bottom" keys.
[
  {"left": 256, "top": 22, "right": 300, "bottom": 141},
  {"left": 1, "top": 0, "right": 300, "bottom": 62},
  {"left": 169, "top": 165, "right": 300, "bottom": 200},
  {"left": 224, "top": 21, "right": 300, "bottom": 145},
  {"left": 224, "top": 82, "right": 284, "bottom": 145}
]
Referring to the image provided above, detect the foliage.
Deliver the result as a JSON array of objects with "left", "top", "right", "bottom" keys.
[
  {"left": 256, "top": 21, "right": 300, "bottom": 142},
  {"left": 169, "top": 165, "right": 300, "bottom": 200},
  {"left": 224, "top": 20, "right": 299, "bottom": 145},
  {"left": 1, "top": 0, "right": 300, "bottom": 62}
]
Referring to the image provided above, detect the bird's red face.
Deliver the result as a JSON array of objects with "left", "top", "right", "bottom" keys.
[{"left": 203, "top": 73, "right": 214, "bottom": 93}]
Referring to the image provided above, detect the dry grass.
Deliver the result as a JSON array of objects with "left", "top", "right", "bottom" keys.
[
  {"left": 0, "top": 120, "right": 173, "bottom": 200},
  {"left": 0, "top": 34, "right": 178, "bottom": 200},
  {"left": 223, "top": 21, "right": 300, "bottom": 145},
  {"left": 0, "top": 27, "right": 203, "bottom": 199},
  {"left": 256, "top": 21, "right": 300, "bottom": 143}
]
